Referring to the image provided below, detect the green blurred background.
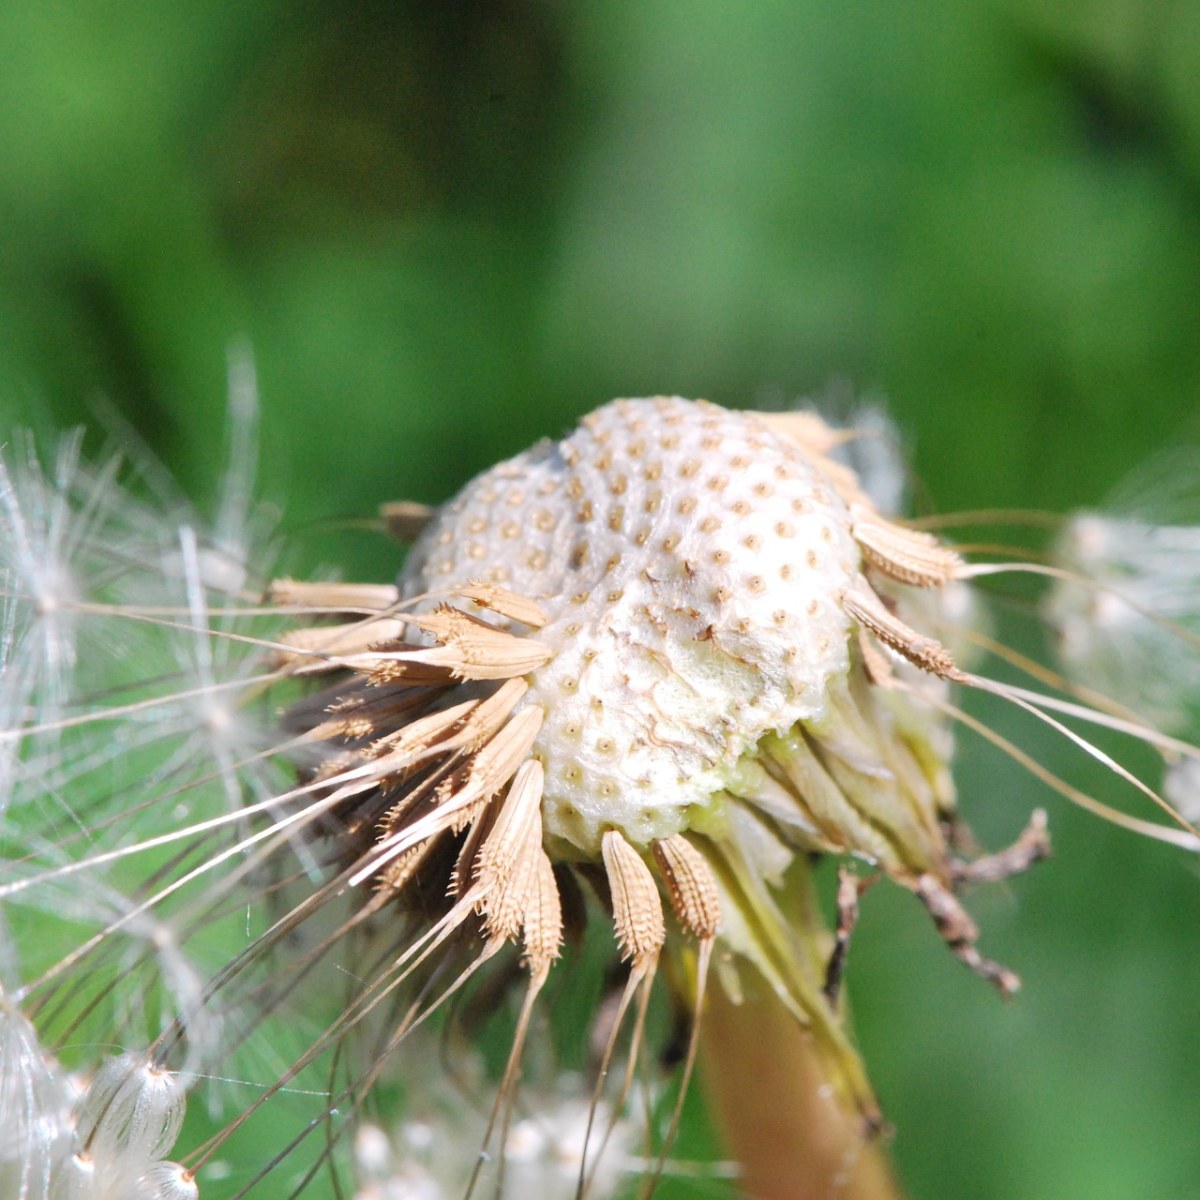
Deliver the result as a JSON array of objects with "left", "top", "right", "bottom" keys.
[{"left": 2, "top": 3, "right": 1199, "bottom": 1197}]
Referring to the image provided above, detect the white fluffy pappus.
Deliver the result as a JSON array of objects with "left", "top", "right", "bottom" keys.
[
  {"left": 350, "top": 1031, "right": 657, "bottom": 1200},
  {"left": 1044, "top": 447, "right": 1200, "bottom": 736}
]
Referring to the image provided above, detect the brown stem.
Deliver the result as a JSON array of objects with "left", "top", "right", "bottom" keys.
[{"left": 699, "top": 980, "right": 904, "bottom": 1200}]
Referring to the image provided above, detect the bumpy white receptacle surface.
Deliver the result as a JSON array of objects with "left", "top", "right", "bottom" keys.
[{"left": 401, "top": 398, "right": 861, "bottom": 855}]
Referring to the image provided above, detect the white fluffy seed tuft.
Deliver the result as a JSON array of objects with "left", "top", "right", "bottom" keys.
[
  {"left": 1047, "top": 508, "right": 1200, "bottom": 735},
  {"left": 75, "top": 1054, "right": 186, "bottom": 1169},
  {"left": 134, "top": 1161, "right": 199, "bottom": 1200},
  {"left": 0, "top": 993, "right": 75, "bottom": 1200}
]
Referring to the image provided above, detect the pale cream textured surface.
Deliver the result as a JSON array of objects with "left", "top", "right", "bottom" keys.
[{"left": 401, "top": 397, "right": 862, "bottom": 854}]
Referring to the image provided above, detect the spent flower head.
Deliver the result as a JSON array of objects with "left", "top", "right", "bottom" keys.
[{"left": 2, "top": 393, "right": 1198, "bottom": 1197}]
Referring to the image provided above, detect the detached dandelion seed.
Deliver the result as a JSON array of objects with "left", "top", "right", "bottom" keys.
[
  {"left": 3, "top": 395, "right": 1198, "bottom": 1198},
  {"left": 1044, "top": 446, "right": 1200, "bottom": 736}
]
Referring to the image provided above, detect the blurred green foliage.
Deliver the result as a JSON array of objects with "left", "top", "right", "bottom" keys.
[{"left": 2, "top": 3, "right": 1198, "bottom": 1197}]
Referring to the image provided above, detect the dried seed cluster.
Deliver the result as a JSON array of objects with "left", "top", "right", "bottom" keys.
[
  {"left": 271, "top": 396, "right": 1009, "bottom": 1130},
  {"left": 403, "top": 398, "right": 901, "bottom": 854}
]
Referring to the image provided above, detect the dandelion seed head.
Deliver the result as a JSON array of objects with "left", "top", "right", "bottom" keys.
[
  {"left": 402, "top": 398, "right": 862, "bottom": 853},
  {"left": 9, "top": 388, "right": 1197, "bottom": 1198},
  {"left": 284, "top": 395, "right": 1034, "bottom": 1130}
]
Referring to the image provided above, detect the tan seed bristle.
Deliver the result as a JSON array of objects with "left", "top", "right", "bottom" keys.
[
  {"left": 377, "top": 838, "right": 439, "bottom": 896},
  {"left": 334, "top": 715, "right": 375, "bottom": 740},
  {"left": 449, "top": 800, "right": 490, "bottom": 893},
  {"left": 459, "top": 678, "right": 530, "bottom": 751},
  {"left": 651, "top": 835, "right": 721, "bottom": 939},
  {"left": 857, "top": 626, "right": 895, "bottom": 688},
  {"left": 850, "top": 506, "right": 964, "bottom": 588},
  {"left": 369, "top": 696, "right": 480, "bottom": 764},
  {"left": 462, "top": 704, "right": 546, "bottom": 805},
  {"left": 380, "top": 499, "right": 436, "bottom": 543},
  {"left": 371, "top": 680, "right": 528, "bottom": 770},
  {"left": 359, "top": 652, "right": 461, "bottom": 686},
  {"left": 843, "top": 578, "right": 961, "bottom": 680},
  {"left": 379, "top": 773, "right": 438, "bottom": 840},
  {"left": 267, "top": 579, "right": 401, "bottom": 612},
  {"left": 474, "top": 760, "right": 546, "bottom": 942},
  {"left": 357, "top": 631, "right": 549, "bottom": 685},
  {"left": 311, "top": 749, "right": 364, "bottom": 784},
  {"left": 348, "top": 705, "right": 547, "bottom": 888},
  {"left": 448, "top": 580, "right": 549, "bottom": 628},
  {"left": 274, "top": 618, "right": 407, "bottom": 668},
  {"left": 602, "top": 830, "right": 666, "bottom": 964},
  {"left": 449, "top": 796, "right": 489, "bottom": 842},
  {"left": 402, "top": 606, "right": 554, "bottom": 679},
  {"left": 522, "top": 850, "right": 564, "bottom": 969},
  {"left": 314, "top": 686, "right": 431, "bottom": 738},
  {"left": 480, "top": 820, "right": 542, "bottom": 944}
]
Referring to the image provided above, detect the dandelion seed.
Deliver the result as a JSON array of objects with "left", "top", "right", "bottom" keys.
[
  {"left": 1044, "top": 448, "right": 1200, "bottom": 735},
  {"left": 0, "top": 983, "right": 74, "bottom": 1200},
  {"left": 136, "top": 1161, "right": 201, "bottom": 1200},
  {"left": 351, "top": 1035, "right": 640, "bottom": 1200},
  {"left": 0, "top": 979, "right": 192, "bottom": 1200},
  {"left": 75, "top": 1052, "right": 185, "bottom": 1167},
  {"left": 4, "top": 394, "right": 1197, "bottom": 1198}
]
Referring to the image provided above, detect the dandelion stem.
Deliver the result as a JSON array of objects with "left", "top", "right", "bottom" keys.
[{"left": 700, "top": 979, "right": 904, "bottom": 1200}]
